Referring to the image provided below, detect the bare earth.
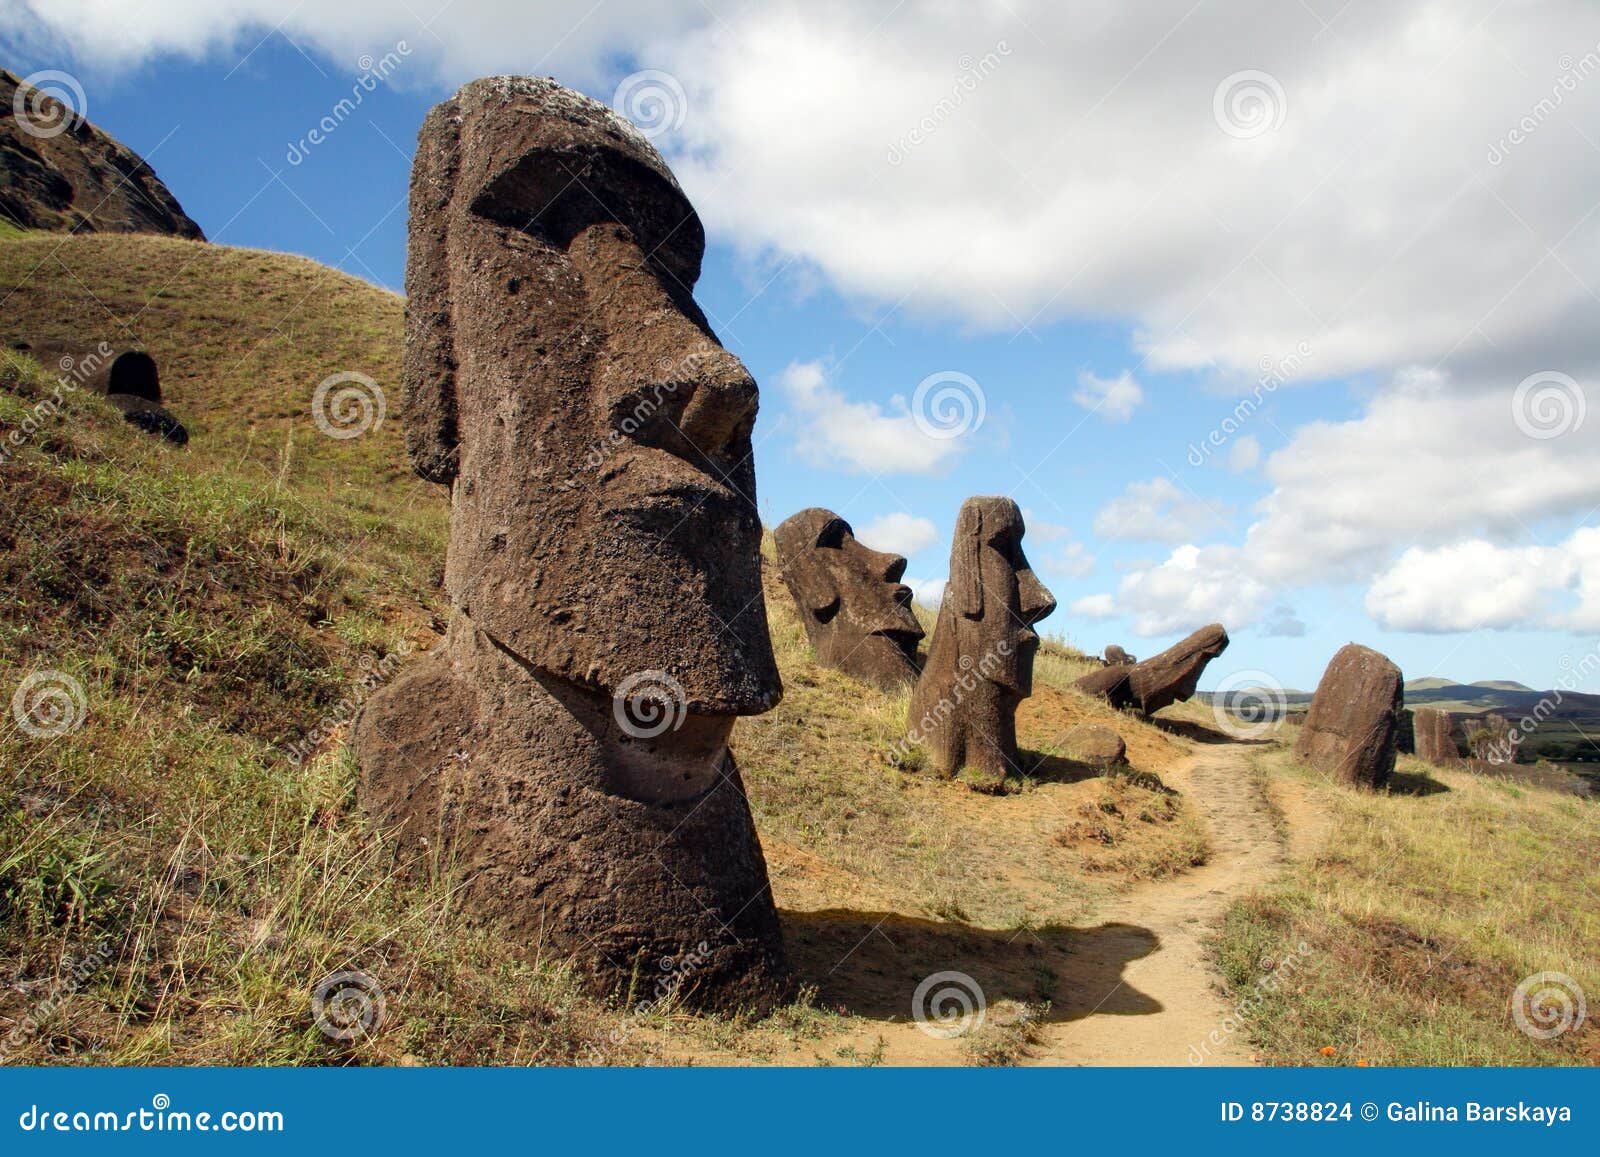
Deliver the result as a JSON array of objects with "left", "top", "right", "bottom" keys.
[{"left": 667, "top": 735, "right": 1297, "bottom": 1066}]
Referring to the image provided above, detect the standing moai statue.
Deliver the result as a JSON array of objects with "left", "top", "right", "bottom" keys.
[
  {"left": 904, "top": 497, "right": 1056, "bottom": 789},
  {"left": 773, "top": 508, "right": 924, "bottom": 689},
  {"left": 1294, "top": 643, "right": 1403, "bottom": 788},
  {"left": 1412, "top": 707, "right": 1460, "bottom": 765},
  {"left": 354, "top": 76, "right": 788, "bottom": 1010}
]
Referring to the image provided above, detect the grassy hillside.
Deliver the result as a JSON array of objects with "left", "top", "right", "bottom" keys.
[
  {"left": 3, "top": 229, "right": 1595, "bottom": 1068},
  {"left": 1213, "top": 744, "right": 1599, "bottom": 1066},
  {"left": 0, "top": 231, "right": 1212, "bottom": 1066}
]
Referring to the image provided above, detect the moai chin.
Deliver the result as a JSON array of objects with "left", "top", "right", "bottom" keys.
[
  {"left": 773, "top": 508, "right": 924, "bottom": 690},
  {"left": 905, "top": 497, "right": 1056, "bottom": 789},
  {"left": 354, "top": 76, "right": 788, "bottom": 1010}
]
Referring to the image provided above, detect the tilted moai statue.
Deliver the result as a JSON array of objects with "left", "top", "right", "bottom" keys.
[
  {"left": 772, "top": 508, "right": 924, "bottom": 690},
  {"left": 905, "top": 497, "right": 1056, "bottom": 789},
  {"left": 354, "top": 77, "right": 788, "bottom": 1010}
]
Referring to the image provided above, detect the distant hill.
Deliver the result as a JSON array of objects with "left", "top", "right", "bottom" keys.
[
  {"left": 1469, "top": 679, "right": 1534, "bottom": 692},
  {"left": 1403, "top": 676, "right": 1458, "bottom": 691},
  {"left": 0, "top": 68, "right": 203, "bottom": 239}
]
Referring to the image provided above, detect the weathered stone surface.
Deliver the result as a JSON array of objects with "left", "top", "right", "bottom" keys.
[
  {"left": 1104, "top": 644, "right": 1135, "bottom": 666},
  {"left": 1294, "top": 643, "right": 1403, "bottom": 788},
  {"left": 1, "top": 70, "right": 204, "bottom": 239},
  {"left": 1413, "top": 707, "right": 1459, "bottom": 765},
  {"left": 773, "top": 507, "right": 923, "bottom": 689},
  {"left": 1076, "top": 624, "right": 1229, "bottom": 716},
  {"left": 355, "top": 76, "right": 787, "bottom": 1011},
  {"left": 1062, "top": 724, "right": 1126, "bottom": 769},
  {"left": 905, "top": 497, "right": 1056, "bottom": 789}
]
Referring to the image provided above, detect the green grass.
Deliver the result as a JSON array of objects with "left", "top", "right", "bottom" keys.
[{"left": 1210, "top": 748, "right": 1600, "bottom": 1066}]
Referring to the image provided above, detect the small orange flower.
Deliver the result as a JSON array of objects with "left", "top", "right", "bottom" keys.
[
  {"left": 1319, "top": 1046, "right": 1336, "bottom": 1056},
  {"left": 1356, "top": 1059, "right": 1370, "bottom": 1067}
]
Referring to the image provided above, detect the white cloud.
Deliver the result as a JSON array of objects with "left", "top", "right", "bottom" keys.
[
  {"left": 1262, "top": 605, "right": 1307, "bottom": 637},
  {"left": 28, "top": 2, "right": 1600, "bottom": 384},
  {"left": 1021, "top": 510, "right": 1096, "bottom": 578},
  {"left": 905, "top": 576, "right": 946, "bottom": 608},
  {"left": 779, "top": 360, "right": 966, "bottom": 476},
  {"left": 1073, "top": 370, "right": 1143, "bottom": 423},
  {"left": 1242, "top": 367, "right": 1600, "bottom": 587},
  {"left": 1074, "top": 544, "right": 1272, "bottom": 637},
  {"left": 1043, "top": 541, "right": 1096, "bottom": 579},
  {"left": 856, "top": 511, "right": 938, "bottom": 558},
  {"left": 1093, "top": 477, "right": 1230, "bottom": 544},
  {"left": 1227, "top": 435, "right": 1261, "bottom": 473},
  {"left": 1070, "top": 594, "right": 1115, "bottom": 619},
  {"left": 1364, "top": 529, "right": 1600, "bottom": 633}
]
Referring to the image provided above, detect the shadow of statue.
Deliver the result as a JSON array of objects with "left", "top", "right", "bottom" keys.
[{"left": 779, "top": 908, "right": 1165, "bottom": 1025}]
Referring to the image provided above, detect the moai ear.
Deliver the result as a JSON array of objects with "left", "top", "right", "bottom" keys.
[
  {"left": 403, "top": 99, "right": 462, "bottom": 485},
  {"left": 956, "top": 503, "right": 984, "bottom": 619}
]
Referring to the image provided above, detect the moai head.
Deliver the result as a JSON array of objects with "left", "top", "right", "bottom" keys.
[
  {"left": 943, "top": 496, "right": 1057, "bottom": 696},
  {"left": 405, "top": 76, "right": 780, "bottom": 724},
  {"left": 904, "top": 496, "right": 1057, "bottom": 787},
  {"left": 773, "top": 508, "right": 924, "bottom": 689}
]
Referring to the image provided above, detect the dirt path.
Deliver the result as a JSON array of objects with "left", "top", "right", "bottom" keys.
[
  {"left": 737, "top": 738, "right": 1291, "bottom": 1066},
  {"left": 1030, "top": 740, "right": 1285, "bottom": 1065}
]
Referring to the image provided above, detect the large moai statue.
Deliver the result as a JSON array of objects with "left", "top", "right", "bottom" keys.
[
  {"left": 905, "top": 497, "right": 1056, "bottom": 789},
  {"left": 354, "top": 77, "right": 788, "bottom": 1010},
  {"left": 1294, "top": 643, "right": 1403, "bottom": 788},
  {"left": 772, "top": 508, "right": 924, "bottom": 690},
  {"left": 1076, "top": 623, "right": 1229, "bottom": 717}
]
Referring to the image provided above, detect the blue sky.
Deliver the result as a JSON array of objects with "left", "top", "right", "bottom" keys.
[{"left": 7, "top": 1, "right": 1600, "bottom": 694}]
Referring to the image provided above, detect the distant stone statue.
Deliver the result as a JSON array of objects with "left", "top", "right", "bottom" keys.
[
  {"left": 1076, "top": 624, "right": 1228, "bottom": 717},
  {"left": 1412, "top": 707, "right": 1459, "bottom": 765},
  {"left": 1294, "top": 643, "right": 1403, "bottom": 788},
  {"left": 1104, "top": 644, "right": 1135, "bottom": 666},
  {"left": 904, "top": 497, "right": 1056, "bottom": 789},
  {"left": 8, "top": 339, "right": 186, "bottom": 443},
  {"left": 354, "top": 76, "right": 788, "bottom": 1010},
  {"left": 773, "top": 508, "right": 924, "bottom": 689}
]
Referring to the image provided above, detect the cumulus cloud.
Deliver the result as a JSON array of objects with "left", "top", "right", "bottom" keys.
[
  {"left": 1365, "top": 529, "right": 1600, "bottom": 633},
  {"left": 1022, "top": 510, "right": 1096, "bottom": 578},
  {"left": 905, "top": 576, "right": 946, "bottom": 608},
  {"left": 1261, "top": 605, "right": 1307, "bottom": 637},
  {"left": 856, "top": 511, "right": 938, "bottom": 557},
  {"left": 27, "top": 2, "right": 1600, "bottom": 383},
  {"left": 1093, "top": 477, "right": 1230, "bottom": 544},
  {"left": 1070, "top": 594, "right": 1116, "bottom": 619},
  {"left": 1227, "top": 435, "right": 1262, "bottom": 473},
  {"left": 779, "top": 360, "right": 966, "bottom": 476},
  {"left": 1073, "top": 370, "right": 1143, "bottom": 423},
  {"left": 1090, "top": 544, "right": 1273, "bottom": 637}
]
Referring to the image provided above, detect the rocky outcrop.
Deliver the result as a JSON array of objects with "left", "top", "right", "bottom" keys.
[
  {"left": 1, "top": 69, "right": 204, "bottom": 239},
  {"left": 1076, "top": 624, "right": 1229, "bottom": 717},
  {"left": 1294, "top": 643, "right": 1403, "bottom": 788}
]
